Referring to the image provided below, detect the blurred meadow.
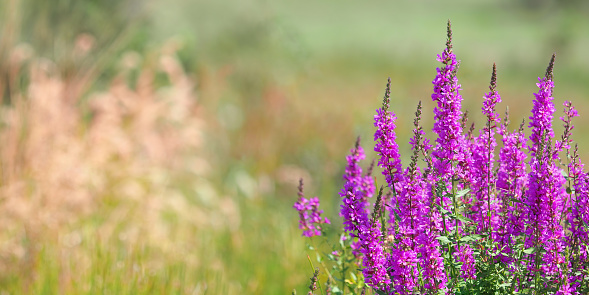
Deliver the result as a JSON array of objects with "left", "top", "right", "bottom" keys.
[{"left": 0, "top": 0, "right": 589, "bottom": 293}]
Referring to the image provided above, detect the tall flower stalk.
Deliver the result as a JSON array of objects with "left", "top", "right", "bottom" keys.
[
  {"left": 523, "top": 55, "right": 568, "bottom": 285},
  {"left": 470, "top": 64, "right": 501, "bottom": 234}
]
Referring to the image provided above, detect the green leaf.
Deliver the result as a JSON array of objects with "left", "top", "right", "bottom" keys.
[
  {"left": 523, "top": 247, "right": 535, "bottom": 254},
  {"left": 459, "top": 234, "right": 483, "bottom": 243},
  {"left": 393, "top": 211, "right": 402, "bottom": 223},
  {"left": 455, "top": 213, "right": 473, "bottom": 224},
  {"left": 436, "top": 236, "right": 452, "bottom": 245},
  {"left": 435, "top": 203, "right": 450, "bottom": 215},
  {"left": 456, "top": 188, "right": 471, "bottom": 198},
  {"left": 349, "top": 271, "right": 357, "bottom": 282}
]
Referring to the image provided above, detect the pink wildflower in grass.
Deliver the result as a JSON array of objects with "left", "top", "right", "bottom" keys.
[
  {"left": 429, "top": 21, "right": 471, "bottom": 240},
  {"left": 294, "top": 179, "right": 330, "bottom": 237}
]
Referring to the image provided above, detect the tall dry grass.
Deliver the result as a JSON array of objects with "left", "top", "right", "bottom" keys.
[{"left": 0, "top": 38, "right": 239, "bottom": 292}]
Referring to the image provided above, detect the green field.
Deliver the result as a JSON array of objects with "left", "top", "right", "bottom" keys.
[{"left": 0, "top": 0, "right": 588, "bottom": 293}]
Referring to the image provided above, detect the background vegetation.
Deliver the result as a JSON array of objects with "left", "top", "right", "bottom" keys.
[{"left": 0, "top": 0, "right": 588, "bottom": 293}]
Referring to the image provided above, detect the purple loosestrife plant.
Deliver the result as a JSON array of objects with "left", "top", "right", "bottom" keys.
[
  {"left": 389, "top": 102, "right": 430, "bottom": 294},
  {"left": 374, "top": 77, "right": 404, "bottom": 228},
  {"left": 339, "top": 138, "right": 372, "bottom": 241},
  {"left": 523, "top": 56, "right": 569, "bottom": 285},
  {"left": 567, "top": 146, "right": 589, "bottom": 290},
  {"left": 431, "top": 21, "right": 469, "bottom": 184},
  {"left": 339, "top": 138, "right": 390, "bottom": 288},
  {"left": 294, "top": 179, "right": 330, "bottom": 237},
  {"left": 496, "top": 116, "right": 528, "bottom": 262},
  {"left": 293, "top": 21, "right": 589, "bottom": 295},
  {"left": 469, "top": 64, "right": 501, "bottom": 235}
]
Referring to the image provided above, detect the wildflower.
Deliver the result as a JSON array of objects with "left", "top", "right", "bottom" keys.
[
  {"left": 308, "top": 268, "right": 319, "bottom": 294},
  {"left": 294, "top": 179, "right": 330, "bottom": 237},
  {"left": 528, "top": 54, "right": 556, "bottom": 157},
  {"left": 417, "top": 230, "right": 447, "bottom": 291},
  {"left": 567, "top": 145, "right": 589, "bottom": 289},
  {"left": 359, "top": 188, "right": 390, "bottom": 288},
  {"left": 523, "top": 54, "right": 567, "bottom": 277},
  {"left": 430, "top": 20, "right": 469, "bottom": 182},
  {"left": 496, "top": 117, "right": 527, "bottom": 261},
  {"left": 555, "top": 101, "right": 578, "bottom": 154},
  {"left": 455, "top": 244, "right": 476, "bottom": 280},
  {"left": 389, "top": 102, "right": 429, "bottom": 294},
  {"left": 340, "top": 138, "right": 372, "bottom": 236},
  {"left": 374, "top": 77, "right": 403, "bottom": 189},
  {"left": 469, "top": 64, "right": 501, "bottom": 233}
]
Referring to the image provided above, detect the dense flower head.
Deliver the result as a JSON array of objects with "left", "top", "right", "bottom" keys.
[
  {"left": 294, "top": 179, "right": 330, "bottom": 237},
  {"left": 568, "top": 146, "right": 589, "bottom": 289},
  {"left": 430, "top": 22, "right": 469, "bottom": 181},
  {"left": 359, "top": 212, "right": 390, "bottom": 288},
  {"left": 339, "top": 138, "right": 372, "bottom": 236},
  {"left": 521, "top": 55, "right": 569, "bottom": 277},
  {"left": 339, "top": 150, "right": 389, "bottom": 288},
  {"left": 469, "top": 64, "right": 502, "bottom": 233},
  {"left": 455, "top": 244, "right": 476, "bottom": 280},
  {"left": 528, "top": 54, "right": 556, "bottom": 157},
  {"left": 495, "top": 119, "right": 528, "bottom": 260},
  {"left": 417, "top": 229, "right": 447, "bottom": 291},
  {"left": 374, "top": 77, "right": 403, "bottom": 189}
]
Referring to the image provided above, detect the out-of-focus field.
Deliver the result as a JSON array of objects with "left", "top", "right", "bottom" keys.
[{"left": 0, "top": 0, "right": 588, "bottom": 293}]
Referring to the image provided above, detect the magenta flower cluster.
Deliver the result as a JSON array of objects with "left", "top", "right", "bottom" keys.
[
  {"left": 294, "top": 179, "right": 330, "bottom": 237},
  {"left": 294, "top": 21, "right": 589, "bottom": 294}
]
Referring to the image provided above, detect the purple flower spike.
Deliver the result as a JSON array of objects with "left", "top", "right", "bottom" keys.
[
  {"left": 389, "top": 102, "right": 431, "bottom": 294},
  {"left": 555, "top": 100, "right": 579, "bottom": 154},
  {"left": 455, "top": 244, "right": 476, "bottom": 280},
  {"left": 568, "top": 146, "right": 589, "bottom": 289},
  {"left": 359, "top": 190, "right": 390, "bottom": 289},
  {"left": 523, "top": 54, "right": 568, "bottom": 277},
  {"left": 528, "top": 54, "right": 556, "bottom": 157},
  {"left": 374, "top": 77, "right": 403, "bottom": 189},
  {"left": 340, "top": 138, "right": 372, "bottom": 236},
  {"left": 496, "top": 118, "right": 528, "bottom": 261},
  {"left": 431, "top": 21, "right": 469, "bottom": 182},
  {"left": 470, "top": 64, "right": 501, "bottom": 233},
  {"left": 294, "top": 179, "right": 330, "bottom": 237}
]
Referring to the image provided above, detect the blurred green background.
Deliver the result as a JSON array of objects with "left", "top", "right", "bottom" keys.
[{"left": 1, "top": 0, "right": 589, "bottom": 293}]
